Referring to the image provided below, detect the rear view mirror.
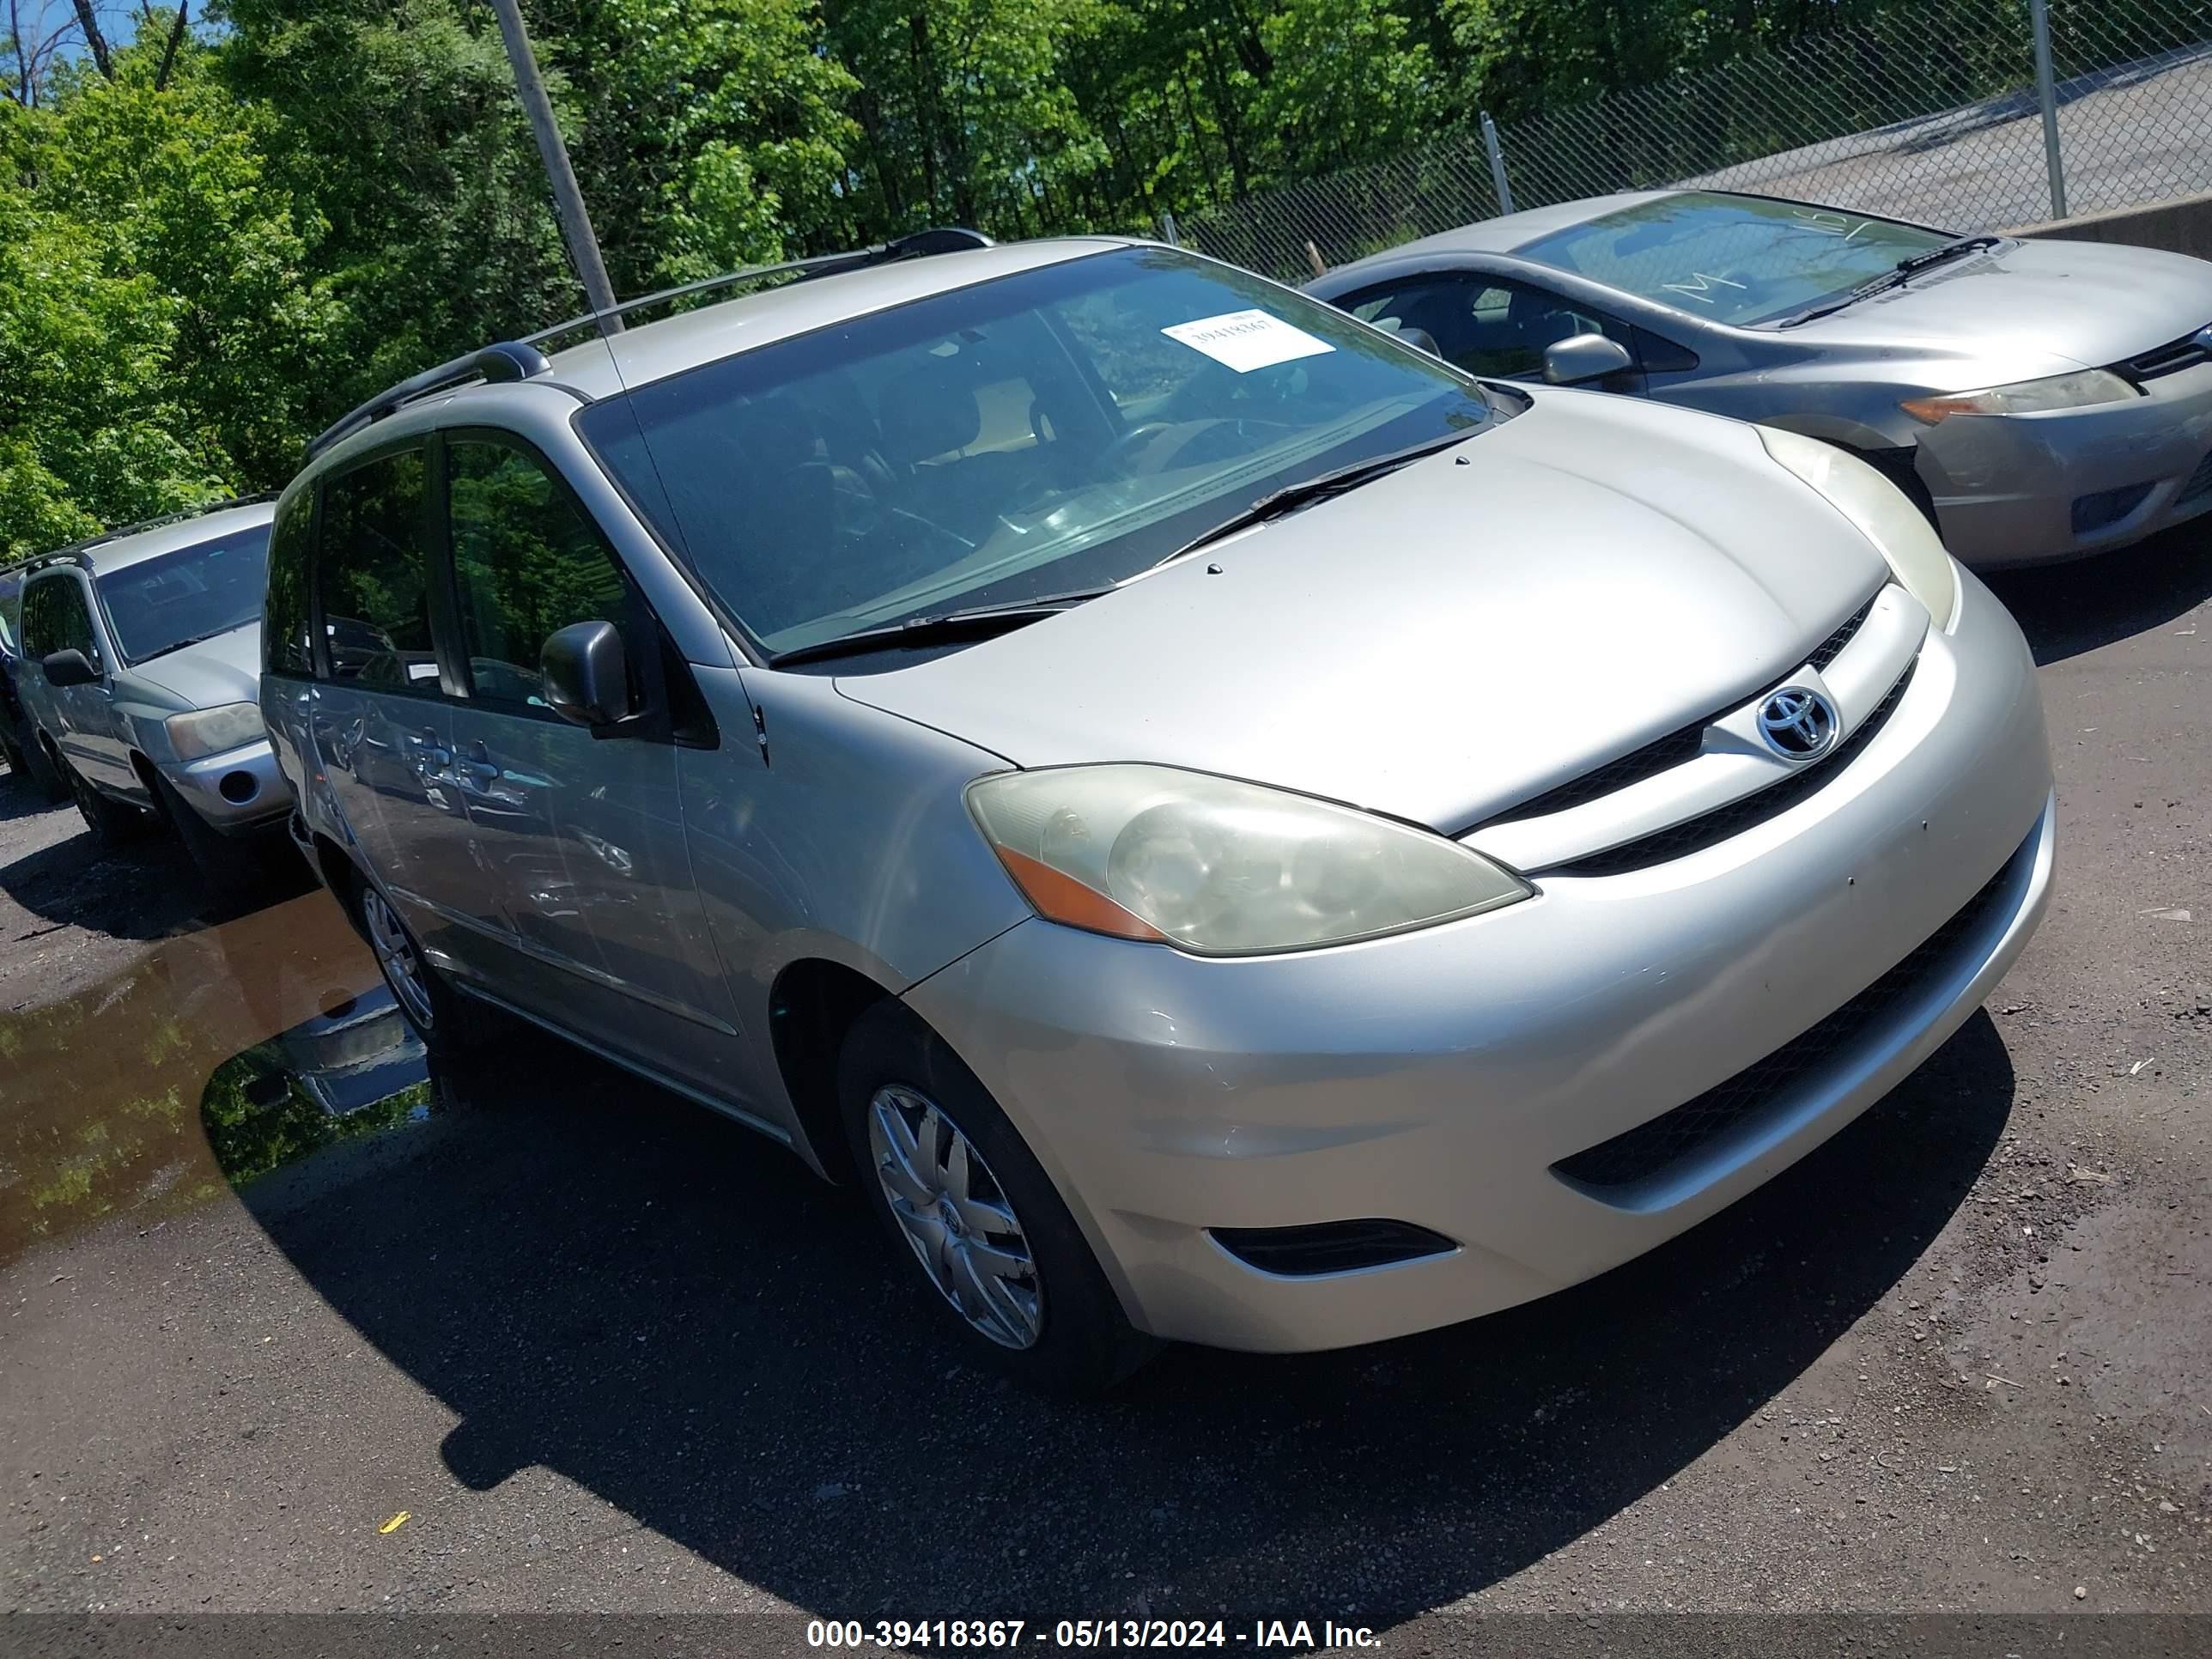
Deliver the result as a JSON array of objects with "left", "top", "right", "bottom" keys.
[
  {"left": 40, "top": 648, "right": 98, "bottom": 688},
  {"left": 1543, "top": 333, "right": 1635, "bottom": 387},
  {"left": 540, "top": 621, "right": 635, "bottom": 730}
]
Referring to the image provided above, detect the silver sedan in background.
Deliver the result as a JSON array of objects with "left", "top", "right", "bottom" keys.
[{"left": 1310, "top": 189, "right": 2212, "bottom": 567}]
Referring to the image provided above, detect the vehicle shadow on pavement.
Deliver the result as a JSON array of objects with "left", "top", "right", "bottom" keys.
[
  {"left": 0, "top": 820, "right": 204, "bottom": 943},
  {"left": 0, "top": 780, "right": 312, "bottom": 939},
  {"left": 1987, "top": 519, "right": 2212, "bottom": 665},
  {"left": 217, "top": 1008, "right": 2015, "bottom": 1625}
]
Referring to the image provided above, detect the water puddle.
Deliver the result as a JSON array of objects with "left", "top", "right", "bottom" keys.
[{"left": 0, "top": 890, "right": 388, "bottom": 1268}]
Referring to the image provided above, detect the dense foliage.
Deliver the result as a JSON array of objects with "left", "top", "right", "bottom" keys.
[{"left": 0, "top": 0, "right": 2181, "bottom": 555}]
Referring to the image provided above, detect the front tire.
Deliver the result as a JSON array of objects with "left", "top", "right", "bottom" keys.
[
  {"left": 837, "top": 1000, "right": 1157, "bottom": 1394},
  {"left": 355, "top": 870, "right": 507, "bottom": 1060},
  {"left": 63, "top": 756, "right": 149, "bottom": 846},
  {"left": 149, "top": 771, "right": 265, "bottom": 913}
]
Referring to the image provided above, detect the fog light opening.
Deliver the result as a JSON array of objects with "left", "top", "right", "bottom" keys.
[
  {"left": 2069, "top": 481, "right": 2153, "bottom": 536},
  {"left": 1211, "top": 1218, "right": 1458, "bottom": 1277},
  {"left": 218, "top": 770, "right": 258, "bottom": 805}
]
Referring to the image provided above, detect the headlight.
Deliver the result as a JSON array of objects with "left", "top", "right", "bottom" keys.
[
  {"left": 1899, "top": 368, "right": 2137, "bottom": 423},
  {"left": 165, "top": 702, "right": 265, "bottom": 762},
  {"left": 967, "top": 764, "right": 1531, "bottom": 956},
  {"left": 1759, "top": 427, "right": 1960, "bottom": 630}
]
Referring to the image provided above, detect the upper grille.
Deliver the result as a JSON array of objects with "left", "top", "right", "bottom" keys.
[
  {"left": 1478, "top": 590, "right": 1880, "bottom": 830},
  {"left": 1552, "top": 823, "right": 2033, "bottom": 1198},
  {"left": 2123, "top": 326, "right": 2212, "bottom": 380},
  {"left": 1547, "top": 659, "right": 1917, "bottom": 878}
]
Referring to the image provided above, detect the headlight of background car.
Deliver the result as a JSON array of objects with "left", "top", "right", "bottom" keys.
[
  {"left": 968, "top": 765, "right": 1531, "bottom": 956},
  {"left": 164, "top": 702, "right": 265, "bottom": 762},
  {"left": 1899, "top": 368, "right": 2137, "bottom": 423},
  {"left": 1759, "top": 426, "right": 1960, "bottom": 630}
]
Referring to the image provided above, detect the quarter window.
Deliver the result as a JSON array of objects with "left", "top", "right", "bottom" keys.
[
  {"left": 446, "top": 438, "right": 629, "bottom": 708},
  {"left": 316, "top": 450, "right": 436, "bottom": 690},
  {"left": 21, "top": 574, "right": 99, "bottom": 667}
]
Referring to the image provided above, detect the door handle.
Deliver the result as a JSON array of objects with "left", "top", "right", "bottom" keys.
[
  {"left": 411, "top": 727, "right": 453, "bottom": 770},
  {"left": 459, "top": 739, "right": 500, "bottom": 789}
]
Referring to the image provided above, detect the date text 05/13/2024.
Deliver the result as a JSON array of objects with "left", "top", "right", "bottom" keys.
[{"left": 805, "top": 1619, "right": 1383, "bottom": 1649}]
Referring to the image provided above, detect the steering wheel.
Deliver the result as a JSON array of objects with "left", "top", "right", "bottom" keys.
[{"left": 1098, "top": 421, "right": 1179, "bottom": 477}]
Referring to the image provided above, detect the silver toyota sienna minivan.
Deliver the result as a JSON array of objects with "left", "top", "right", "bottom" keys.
[{"left": 266, "top": 233, "right": 2053, "bottom": 1391}]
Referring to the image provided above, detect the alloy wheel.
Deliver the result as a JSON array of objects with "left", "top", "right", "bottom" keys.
[
  {"left": 362, "top": 886, "right": 435, "bottom": 1033},
  {"left": 866, "top": 1084, "right": 1043, "bottom": 1349}
]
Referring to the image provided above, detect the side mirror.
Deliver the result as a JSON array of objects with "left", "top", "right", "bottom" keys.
[
  {"left": 540, "top": 621, "right": 635, "bottom": 730},
  {"left": 1542, "top": 332, "right": 1635, "bottom": 387},
  {"left": 40, "top": 648, "right": 98, "bottom": 688}
]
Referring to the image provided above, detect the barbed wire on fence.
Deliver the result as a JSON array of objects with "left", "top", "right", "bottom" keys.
[{"left": 1183, "top": 0, "right": 2212, "bottom": 284}]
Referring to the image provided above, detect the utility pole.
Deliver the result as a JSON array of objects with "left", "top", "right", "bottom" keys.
[{"left": 487, "top": 0, "right": 622, "bottom": 331}]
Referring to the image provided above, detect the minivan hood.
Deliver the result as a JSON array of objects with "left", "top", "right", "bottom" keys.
[
  {"left": 127, "top": 621, "right": 263, "bottom": 709},
  {"left": 838, "top": 393, "right": 1889, "bottom": 832},
  {"left": 1791, "top": 237, "right": 2212, "bottom": 374}
]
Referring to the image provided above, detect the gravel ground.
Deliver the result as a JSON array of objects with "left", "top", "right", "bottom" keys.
[{"left": 0, "top": 544, "right": 2207, "bottom": 1631}]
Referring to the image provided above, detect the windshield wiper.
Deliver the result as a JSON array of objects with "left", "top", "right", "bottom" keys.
[
  {"left": 1152, "top": 427, "right": 1483, "bottom": 568},
  {"left": 1776, "top": 235, "right": 2004, "bottom": 329},
  {"left": 768, "top": 586, "right": 1113, "bottom": 666},
  {"left": 132, "top": 625, "right": 248, "bottom": 663}
]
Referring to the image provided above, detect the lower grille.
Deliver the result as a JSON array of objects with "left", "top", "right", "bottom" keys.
[
  {"left": 1548, "top": 659, "right": 1916, "bottom": 878},
  {"left": 2177, "top": 451, "right": 2212, "bottom": 507},
  {"left": 1551, "top": 826, "right": 2033, "bottom": 1198},
  {"left": 1211, "top": 1218, "right": 1457, "bottom": 1276}
]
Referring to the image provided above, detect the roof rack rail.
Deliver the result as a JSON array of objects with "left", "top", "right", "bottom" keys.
[
  {"left": 27, "top": 492, "right": 283, "bottom": 568},
  {"left": 304, "top": 342, "right": 552, "bottom": 463},
  {"left": 521, "top": 226, "right": 994, "bottom": 351},
  {"left": 300, "top": 228, "right": 990, "bottom": 466}
]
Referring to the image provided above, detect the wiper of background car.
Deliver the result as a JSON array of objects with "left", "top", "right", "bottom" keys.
[
  {"left": 133, "top": 626, "right": 247, "bottom": 664},
  {"left": 1776, "top": 235, "right": 2004, "bottom": 329},
  {"left": 1155, "top": 427, "right": 1482, "bottom": 568},
  {"left": 767, "top": 586, "right": 1115, "bottom": 665}
]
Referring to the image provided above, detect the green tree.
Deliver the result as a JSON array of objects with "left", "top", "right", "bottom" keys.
[
  {"left": 1252, "top": 0, "right": 1439, "bottom": 176},
  {"left": 543, "top": 0, "right": 860, "bottom": 287},
  {"left": 0, "top": 22, "right": 331, "bottom": 554},
  {"left": 218, "top": 0, "right": 577, "bottom": 413}
]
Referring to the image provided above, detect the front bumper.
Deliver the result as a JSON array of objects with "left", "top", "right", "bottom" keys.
[
  {"left": 904, "top": 572, "right": 2053, "bottom": 1352},
  {"left": 1917, "top": 360, "right": 2212, "bottom": 567},
  {"left": 161, "top": 738, "right": 294, "bottom": 833}
]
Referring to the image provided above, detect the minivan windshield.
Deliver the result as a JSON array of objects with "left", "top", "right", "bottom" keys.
[
  {"left": 576, "top": 246, "right": 1496, "bottom": 656},
  {"left": 1515, "top": 192, "right": 1955, "bottom": 327},
  {"left": 97, "top": 524, "right": 272, "bottom": 663}
]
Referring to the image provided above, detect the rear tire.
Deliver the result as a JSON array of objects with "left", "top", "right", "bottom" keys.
[
  {"left": 837, "top": 1000, "right": 1158, "bottom": 1395},
  {"left": 354, "top": 868, "right": 507, "bottom": 1060}
]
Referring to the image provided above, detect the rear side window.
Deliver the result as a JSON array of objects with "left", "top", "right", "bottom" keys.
[
  {"left": 21, "top": 574, "right": 99, "bottom": 668},
  {"left": 264, "top": 490, "right": 317, "bottom": 678},
  {"left": 316, "top": 450, "right": 435, "bottom": 691},
  {"left": 447, "top": 438, "right": 629, "bottom": 708}
]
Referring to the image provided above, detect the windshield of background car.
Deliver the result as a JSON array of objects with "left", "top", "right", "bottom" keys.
[
  {"left": 0, "top": 574, "right": 19, "bottom": 655},
  {"left": 1514, "top": 193, "right": 1954, "bottom": 326},
  {"left": 575, "top": 245, "right": 1495, "bottom": 655},
  {"left": 96, "top": 524, "right": 272, "bottom": 664}
]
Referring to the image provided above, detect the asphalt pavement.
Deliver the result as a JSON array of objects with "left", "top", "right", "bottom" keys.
[{"left": 1, "top": 540, "right": 2207, "bottom": 1631}]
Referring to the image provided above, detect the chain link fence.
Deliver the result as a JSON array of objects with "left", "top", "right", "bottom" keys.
[{"left": 1183, "top": 0, "right": 2212, "bottom": 283}]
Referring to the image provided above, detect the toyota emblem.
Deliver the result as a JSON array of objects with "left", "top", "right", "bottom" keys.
[{"left": 1758, "top": 686, "right": 1839, "bottom": 760}]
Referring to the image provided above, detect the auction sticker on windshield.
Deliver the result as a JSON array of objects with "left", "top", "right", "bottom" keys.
[{"left": 1162, "top": 309, "right": 1334, "bottom": 373}]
